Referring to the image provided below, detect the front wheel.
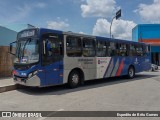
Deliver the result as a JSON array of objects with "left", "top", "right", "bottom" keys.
[
  {"left": 127, "top": 66, "right": 135, "bottom": 79},
  {"left": 68, "top": 70, "right": 80, "bottom": 88}
]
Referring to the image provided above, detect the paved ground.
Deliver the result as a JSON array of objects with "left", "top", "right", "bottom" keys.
[
  {"left": 0, "top": 77, "right": 17, "bottom": 93},
  {"left": 0, "top": 77, "right": 14, "bottom": 87},
  {"left": 0, "top": 70, "right": 160, "bottom": 120}
]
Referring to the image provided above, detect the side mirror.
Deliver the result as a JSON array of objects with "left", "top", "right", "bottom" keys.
[{"left": 9, "top": 41, "right": 17, "bottom": 55}]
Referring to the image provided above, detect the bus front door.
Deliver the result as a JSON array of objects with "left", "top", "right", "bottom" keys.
[
  {"left": 44, "top": 60, "right": 62, "bottom": 85},
  {"left": 42, "top": 33, "right": 63, "bottom": 86}
]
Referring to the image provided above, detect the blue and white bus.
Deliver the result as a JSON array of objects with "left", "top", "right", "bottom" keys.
[{"left": 10, "top": 28, "right": 151, "bottom": 88}]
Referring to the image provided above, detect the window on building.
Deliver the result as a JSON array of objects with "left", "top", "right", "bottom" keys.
[
  {"left": 83, "top": 38, "right": 96, "bottom": 57},
  {"left": 66, "top": 36, "right": 82, "bottom": 57}
]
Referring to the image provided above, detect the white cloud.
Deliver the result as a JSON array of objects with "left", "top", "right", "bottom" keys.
[
  {"left": 79, "top": 31, "right": 85, "bottom": 34},
  {"left": 135, "top": 0, "right": 160, "bottom": 23},
  {"left": 93, "top": 19, "right": 136, "bottom": 40},
  {"left": 81, "top": 0, "right": 118, "bottom": 18},
  {"left": 47, "top": 20, "right": 70, "bottom": 30}
]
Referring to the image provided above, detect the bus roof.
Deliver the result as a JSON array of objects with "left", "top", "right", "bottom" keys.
[{"left": 22, "top": 28, "right": 147, "bottom": 45}]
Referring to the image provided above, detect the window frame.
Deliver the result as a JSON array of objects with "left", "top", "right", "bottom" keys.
[
  {"left": 129, "top": 43, "right": 137, "bottom": 56},
  {"left": 82, "top": 38, "right": 96, "bottom": 57},
  {"left": 108, "top": 41, "right": 116, "bottom": 56},
  {"left": 118, "top": 42, "right": 128, "bottom": 56},
  {"left": 66, "top": 36, "right": 82, "bottom": 57},
  {"left": 41, "top": 33, "right": 63, "bottom": 66},
  {"left": 96, "top": 40, "right": 108, "bottom": 57},
  {"left": 135, "top": 44, "right": 143, "bottom": 56}
]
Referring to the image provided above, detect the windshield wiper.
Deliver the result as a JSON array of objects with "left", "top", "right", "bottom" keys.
[{"left": 18, "top": 38, "right": 31, "bottom": 59}]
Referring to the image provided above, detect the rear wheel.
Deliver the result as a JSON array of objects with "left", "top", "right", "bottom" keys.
[
  {"left": 68, "top": 70, "right": 80, "bottom": 88},
  {"left": 127, "top": 66, "right": 135, "bottom": 79}
]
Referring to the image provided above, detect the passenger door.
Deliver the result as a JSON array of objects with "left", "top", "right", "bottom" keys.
[{"left": 42, "top": 33, "right": 63, "bottom": 86}]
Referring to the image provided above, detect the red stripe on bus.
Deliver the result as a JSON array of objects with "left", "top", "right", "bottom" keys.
[{"left": 116, "top": 59, "right": 124, "bottom": 76}]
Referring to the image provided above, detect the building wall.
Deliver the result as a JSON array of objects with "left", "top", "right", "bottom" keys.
[
  {"left": 132, "top": 24, "right": 160, "bottom": 65},
  {"left": 132, "top": 24, "right": 160, "bottom": 45},
  {"left": 4, "top": 24, "right": 35, "bottom": 32},
  {"left": 0, "top": 26, "right": 17, "bottom": 46},
  {"left": 132, "top": 25, "right": 139, "bottom": 42},
  {"left": 0, "top": 46, "right": 13, "bottom": 77}
]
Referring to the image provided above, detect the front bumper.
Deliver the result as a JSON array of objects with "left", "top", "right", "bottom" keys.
[{"left": 13, "top": 75, "right": 41, "bottom": 87}]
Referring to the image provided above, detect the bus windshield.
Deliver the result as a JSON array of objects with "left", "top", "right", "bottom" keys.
[{"left": 14, "top": 38, "right": 39, "bottom": 64}]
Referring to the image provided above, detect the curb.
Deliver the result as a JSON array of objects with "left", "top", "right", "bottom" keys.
[{"left": 0, "top": 84, "right": 18, "bottom": 93}]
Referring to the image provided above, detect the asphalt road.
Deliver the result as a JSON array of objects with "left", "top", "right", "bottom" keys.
[{"left": 0, "top": 70, "right": 160, "bottom": 120}]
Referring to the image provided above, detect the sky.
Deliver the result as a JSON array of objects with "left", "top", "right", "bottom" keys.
[{"left": 0, "top": 0, "right": 160, "bottom": 40}]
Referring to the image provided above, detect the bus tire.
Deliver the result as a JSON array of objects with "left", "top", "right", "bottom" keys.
[
  {"left": 127, "top": 66, "right": 135, "bottom": 79},
  {"left": 68, "top": 70, "right": 80, "bottom": 88}
]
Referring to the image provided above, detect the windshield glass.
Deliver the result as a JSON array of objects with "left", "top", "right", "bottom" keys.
[{"left": 14, "top": 38, "right": 39, "bottom": 64}]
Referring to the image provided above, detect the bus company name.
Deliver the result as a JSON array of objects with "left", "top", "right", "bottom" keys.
[
  {"left": 98, "top": 58, "right": 108, "bottom": 64},
  {"left": 78, "top": 59, "right": 93, "bottom": 64},
  {"left": 98, "top": 60, "right": 107, "bottom": 64}
]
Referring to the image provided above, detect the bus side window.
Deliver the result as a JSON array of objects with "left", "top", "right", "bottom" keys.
[
  {"left": 126, "top": 44, "right": 130, "bottom": 56},
  {"left": 83, "top": 38, "right": 96, "bottom": 57},
  {"left": 129, "top": 44, "right": 136, "bottom": 56},
  {"left": 108, "top": 42, "right": 116, "bottom": 56},
  {"left": 97, "top": 40, "right": 107, "bottom": 57},
  {"left": 116, "top": 43, "right": 121, "bottom": 56},
  {"left": 143, "top": 45, "right": 149, "bottom": 56},
  {"left": 136, "top": 45, "right": 143, "bottom": 56},
  {"left": 46, "top": 40, "right": 61, "bottom": 56},
  {"left": 119, "top": 43, "right": 127, "bottom": 56},
  {"left": 66, "top": 36, "right": 82, "bottom": 57}
]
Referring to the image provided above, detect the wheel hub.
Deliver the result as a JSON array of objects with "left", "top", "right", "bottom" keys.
[
  {"left": 72, "top": 74, "right": 79, "bottom": 84},
  {"left": 129, "top": 69, "right": 133, "bottom": 77}
]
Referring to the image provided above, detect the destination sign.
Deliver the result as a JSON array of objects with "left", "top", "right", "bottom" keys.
[{"left": 18, "top": 29, "right": 37, "bottom": 38}]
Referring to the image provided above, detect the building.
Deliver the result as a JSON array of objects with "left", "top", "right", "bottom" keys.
[
  {"left": 132, "top": 24, "right": 160, "bottom": 66},
  {"left": 4, "top": 24, "right": 35, "bottom": 33},
  {"left": 0, "top": 24, "right": 35, "bottom": 77},
  {"left": 0, "top": 24, "right": 35, "bottom": 46},
  {"left": 0, "top": 26, "right": 17, "bottom": 46}
]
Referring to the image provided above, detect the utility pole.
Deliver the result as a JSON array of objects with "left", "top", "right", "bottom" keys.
[{"left": 110, "top": 9, "right": 121, "bottom": 39}]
